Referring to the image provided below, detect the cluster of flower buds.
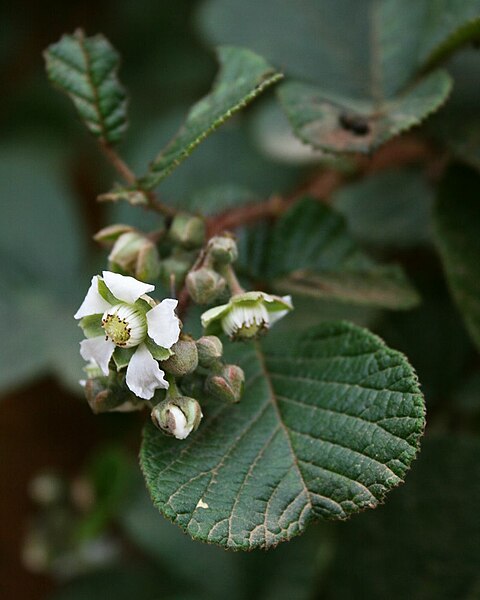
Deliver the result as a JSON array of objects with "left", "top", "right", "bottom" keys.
[
  {"left": 185, "top": 234, "right": 238, "bottom": 305},
  {"left": 76, "top": 214, "right": 293, "bottom": 440},
  {"left": 94, "top": 224, "right": 162, "bottom": 282},
  {"left": 185, "top": 233, "right": 293, "bottom": 340},
  {"left": 94, "top": 213, "right": 206, "bottom": 291}
]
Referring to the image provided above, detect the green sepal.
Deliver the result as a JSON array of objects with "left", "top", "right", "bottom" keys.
[
  {"left": 112, "top": 347, "right": 136, "bottom": 371},
  {"left": 79, "top": 314, "right": 104, "bottom": 338},
  {"left": 97, "top": 278, "right": 120, "bottom": 305},
  {"left": 145, "top": 338, "right": 173, "bottom": 362}
]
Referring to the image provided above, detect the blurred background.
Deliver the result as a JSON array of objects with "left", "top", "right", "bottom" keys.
[{"left": 2, "top": 1, "right": 480, "bottom": 598}]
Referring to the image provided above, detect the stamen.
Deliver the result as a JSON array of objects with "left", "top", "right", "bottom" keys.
[{"left": 102, "top": 303, "right": 147, "bottom": 348}]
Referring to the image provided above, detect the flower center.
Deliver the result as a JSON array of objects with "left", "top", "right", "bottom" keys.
[
  {"left": 222, "top": 301, "right": 269, "bottom": 339},
  {"left": 102, "top": 303, "right": 147, "bottom": 348}
]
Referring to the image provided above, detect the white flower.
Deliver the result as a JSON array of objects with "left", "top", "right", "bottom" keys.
[
  {"left": 201, "top": 291, "right": 293, "bottom": 340},
  {"left": 74, "top": 271, "right": 180, "bottom": 400}
]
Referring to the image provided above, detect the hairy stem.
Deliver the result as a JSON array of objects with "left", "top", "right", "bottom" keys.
[{"left": 99, "top": 140, "right": 176, "bottom": 218}]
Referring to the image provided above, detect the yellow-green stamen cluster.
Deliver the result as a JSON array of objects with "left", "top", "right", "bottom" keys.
[{"left": 102, "top": 303, "right": 146, "bottom": 348}]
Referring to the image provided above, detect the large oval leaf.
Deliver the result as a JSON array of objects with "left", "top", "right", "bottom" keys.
[{"left": 141, "top": 321, "right": 425, "bottom": 550}]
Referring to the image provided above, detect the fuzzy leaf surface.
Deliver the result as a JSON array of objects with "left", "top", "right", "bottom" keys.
[
  {"left": 238, "top": 199, "right": 419, "bottom": 310},
  {"left": 141, "top": 321, "right": 425, "bottom": 550},
  {"left": 139, "top": 47, "right": 282, "bottom": 189},
  {"left": 44, "top": 30, "right": 128, "bottom": 144}
]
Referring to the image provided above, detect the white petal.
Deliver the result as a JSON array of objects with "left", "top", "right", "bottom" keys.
[
  {"left": 74, "top": 276, "right": 111, "bottom": 319},
  {"left": 80, "top": 336, "right": 115, "bottom": 376},
  {"left": 126, "top": 343, "right": 169, "bottom": 400},
  {"left": 102, "top": 271, "right": 154, "bottom": 304},
  {"left": 169, "top": 406, "right": 193, "bottom": 440},
  {"left": 146, "top": 299, "right": 181, "bottom": 349}
]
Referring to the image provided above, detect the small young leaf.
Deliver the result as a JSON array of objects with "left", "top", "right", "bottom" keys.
[
  {"left": 433, "top": 165, "right": 480, "bottom": 352},
  {"left": 140, "top": 321, "right": 425, "bottom": 550},
  {"left": 238, "top": 199, "right": 419, "bottom": 310},
  {"left": 278, "top": 70, "right": 452, "bottom": 154},
  {"left": 44, "top": 29, "right": 128, "bottom": 144},
  {"left": 139, "top": 47, "right": 282, "bottom": 190}
]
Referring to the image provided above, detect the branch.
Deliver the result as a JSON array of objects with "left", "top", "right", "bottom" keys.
[
  {"left": 207, "top": 135, "right": 441, "bottom": 236},
  {"left": 98, "top": 140, "right": 176, "bottom": 218}
]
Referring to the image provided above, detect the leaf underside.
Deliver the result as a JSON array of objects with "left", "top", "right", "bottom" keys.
[
  {"left": 139, "top": 46, "right": 282, "bottom": 189},
  {"left": 140, "top": 321, "right": 425, "bottom": 550},
  {"left": 278, "top": 70, "right": 452, "bottom": 154},
  {"left": 200, "top": 0, "right": 480, "bottom": 154},
  {"left": 44, "top": 29, "right": 128, "bottom": 144}
]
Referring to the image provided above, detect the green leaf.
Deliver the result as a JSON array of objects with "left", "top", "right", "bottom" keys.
[
  {"left": 138, "top": 47, "right": 282, "bottom": 189},
  {"left": 140, "top": 321, "right": 425, "bottom": 550},
  {"left": 238, "top": 199, "right": 419, "bottom": 310},
  {"left": 325, "top": 436, "right": 480, "bottom": 599},
  {"left": 333, "top": 168, "right": 433, "bottom": 248},
  {"left": 277, "top": 70, "right": 452, "bottom": 154},
  {"left": 199, "top": 0, "right": 478, "bottom": 95},
  {"left": 44, "top": 29, "right": 128, "bottom": 144},
  {"left": 121, "top": 479, "right": 332, "bottom": 600},
  {"left": 433, "top": 165, "right": 480, "bottom": 352},
  {"left": 201, "top": 1, "right": 480, "bottom": 153},
  {"left": 277, "top": 268, "right": 419, "bottom": 310},
  {"left": 0, "top": 141, "right": 86, "bottom": 393}
]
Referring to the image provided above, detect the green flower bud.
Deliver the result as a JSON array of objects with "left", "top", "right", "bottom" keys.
[
  {"left": 161, "top": 337, "right": 198, "bottom": 377},
  {"left": 151, "top": 396, "right": 203, "bottom": 439},
  {"left": 108, "top": 232, "right": 161, "bottom": 282},
  {"left": 207, "top": 235, "right": 238, "bottom": 265},
  {"left": 93, "top": 224, "right": 135, "bottom": 247},
  {"left": 169, "top": 213, "right": 206, "bottom": 249},
  {"left": 135, "top": 240, "right": 162, "bottom": 281},
  {"left": 84, "top": 375, "right": 147, "bottom": 414},
  {"left": 196, "top": 335, "right": 223, "bottom": 368},
  {"left": 160, "top": 251, "right": 196, "bottom": 287},
  {"left": 205, "top": 364, "right": 245, "bottom": 403},
  {"left": 186, "top": 267, "right": 226, "bottom": 305}
]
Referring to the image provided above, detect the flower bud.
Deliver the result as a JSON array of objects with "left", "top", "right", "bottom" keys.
[
  {"left": 84, "top": 376, "right": 146, "bottom": 414},
  {"left": 151, "top": 397, "right": 203, "bottom": 439},
  {"left": 205, "top": 364, "right": 245, "bottom": 403},
  {"left": 196, "top": 335, "right": 223, "bottom": 368},
  {"left": 207, "top": 235, "right": 238, "bottom": 265},
  {"left": 135, "top": 239, "right": 162, "bottom": 281},
  {"left": 94, "top": 224, "right": 135, "bottom": 247},
  {"left": 169, "top": 213, "right": 206, "bottom": 249},
  {"left": 160, "top": 251, "right": 195, "bottom": 287},
  {"left": 161, "top": 338, "right": 198, "bottom": 377},
  {"left": 108, "top": 232, "right": 161, "bottom": 282},
  {"left": 186, "top": 267, "right": 226, "bottom": 305}
]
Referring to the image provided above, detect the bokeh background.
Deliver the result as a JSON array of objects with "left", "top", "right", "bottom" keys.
[{"left": 2, "top": 1, "right": 480, "bottom": 599}]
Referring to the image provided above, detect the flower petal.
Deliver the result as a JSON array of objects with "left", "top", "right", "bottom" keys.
[
  {"left": 126, "top": 343, "right": 168, "bottom": 400},
  {"left": 80, "top": 336, "right": 115, "bottom": 376},
  {"left": 146, "top": 299, "right": 181, "bottom": 349},
  {"left": 169, "top": 406, "right": 192, "bottom": 440},
  {"left": 74, "top": 276, "right": 112, "bottom": 319},
  {"left": 200, "top": 303, "right": 230, "bottom": 328},
  {"left": 102, "top": 271, "right": 154, "bottom": 304},
  {"left": 267, "top": 295, "right": 293, "bottom": 326}
]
